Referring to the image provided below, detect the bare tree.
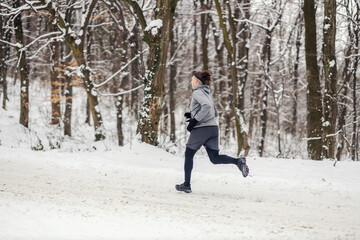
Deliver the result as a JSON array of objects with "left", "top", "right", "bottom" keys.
[
  {"left": 322, "top": 0, "right": 338, "bottom": 159},
  {"left": 13, "top": 0, "right": 30, "bottom": 128},
  {"left": 303, "top": 0, "right": 323, "bottom": 160},
  {"left": 40, "top": 0, "right": 105, "bottom": 140},
  {"left": 0, "top": 16, "right": 12, "bottom": 110},
  {"left": 50, "top": 16, "right": 61, "bottom": 125},
  {"left": 124, "top": 0, "right": 179, "bottom": 145},
  {"left": 214, "top": 0, "right": 249, "bottom": 155}
]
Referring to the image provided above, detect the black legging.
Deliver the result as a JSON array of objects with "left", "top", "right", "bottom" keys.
[{"left": 184, "top": 147, "right": 237, "bottom": 186}]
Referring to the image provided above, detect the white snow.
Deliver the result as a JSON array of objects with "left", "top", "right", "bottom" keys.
[
  {"left": 329, "top": 60, "right": 336, "bottom": 68},
  {"left": 0, "top": 141, "right": 360, "bottom": 239},
  {"left": 0, "top": 76, "right": 359, "bottom": 239},
  {"left": 145, "top": 19, "right": 163, "bottom": 36},
  {"left": 75, "top": 39, "right": 81, "bottom": 45}
]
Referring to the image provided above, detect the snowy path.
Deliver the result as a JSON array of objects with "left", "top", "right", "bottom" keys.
[{"left": 1, "top": 143, "right": 360, "bottom": 239}]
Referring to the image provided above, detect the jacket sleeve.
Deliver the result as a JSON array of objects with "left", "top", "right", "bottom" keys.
[{"left": 192, "top": 91, "right": 212, "bottom": 122}]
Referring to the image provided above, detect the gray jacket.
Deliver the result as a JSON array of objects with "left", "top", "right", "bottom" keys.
[{"left": 191, "top": 85, "right": 218, "bottom": 128}]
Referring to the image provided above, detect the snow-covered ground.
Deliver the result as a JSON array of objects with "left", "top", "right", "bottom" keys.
[
  {"left": 1, "top": 141, "right": 360, "bottom": 240},
  {"left": 1, "top": 79, "right": 359, "bottom": 239}
]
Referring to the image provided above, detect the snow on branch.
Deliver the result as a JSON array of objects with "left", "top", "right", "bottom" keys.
[
  {"left": 0, "top": 1, "right": 49, "bottom": 16},
  {"left": 0, "top": 39, "right": 22, "bottom": 48}
]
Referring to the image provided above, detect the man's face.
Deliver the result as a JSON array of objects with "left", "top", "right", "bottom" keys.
[{"left": 191, "top": 76, "right": 200, "bottom": 89}]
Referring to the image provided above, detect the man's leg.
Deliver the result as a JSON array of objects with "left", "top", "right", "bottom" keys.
[
  {"left": 184, "top": 147, "right": 198, "bottom": 186},
  {"left": 205, "top": 147, "right": 237, "bottom": 165}
]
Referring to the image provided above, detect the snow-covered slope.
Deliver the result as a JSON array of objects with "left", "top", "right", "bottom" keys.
[{"left": 1, "top": 142, "right": 359, "bottom": 240}]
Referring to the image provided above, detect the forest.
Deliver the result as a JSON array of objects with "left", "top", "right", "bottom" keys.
[{"left": 0, "top": 0, "right": 359, "bottom": 161}]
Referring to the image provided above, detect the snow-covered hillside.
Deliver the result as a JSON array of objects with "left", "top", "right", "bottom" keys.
[{"left": 1, "top": 141, "right": 359, "bottom": 239}]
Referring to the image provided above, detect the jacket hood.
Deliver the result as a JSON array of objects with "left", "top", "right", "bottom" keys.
[{"left": 194, "top": 85, "right": 210, "bottom": 93}]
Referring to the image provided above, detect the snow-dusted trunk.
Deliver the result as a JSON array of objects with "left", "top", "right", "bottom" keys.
[
  {"left": 292, "top": 21, "right": 302, "bottom": 135},
  {"left": 336, "top": 40, "right": 352, "bottom": 161},
  {"left": 236, "top": 0, "right": 251, "bottom": 156},
  {"left": 135, "top": 0, "right": 178, "bottom": 145},
  {"left": 258, "top": 26, "right": 271, "bottom": 157},
  {"left": 50, "top": 20, "right": 61, "bottom": 125},
  {"left": 169, "top": 26, "right": 177, "bottom": 143},
  {"left": 62, "top": 13, "right": 72, "bottom": 137},
  {"left": 351, "top": 3, "right": 359, "bottom": 161},
  {"left": 322, "top": 0, "right": 338, "bottom": 159},
  {"left": 64, "top": 73, "right": 72, "bottom": 137},
  {"left": 303, "top": 0, "right": 323, "bottom": 160},
  {"left": 14, "top": 0, "right": 29, "bottom": 128},
  {"left": 0, "top": 17, "right": 11, "bottom": 110}
]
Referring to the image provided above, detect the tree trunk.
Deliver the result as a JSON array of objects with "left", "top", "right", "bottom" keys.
[
  {"left": 64, "top": 73, "right": 72, "bottom": 137},
  {"left": 210, "top": 15, "right": 228, "bottom": 144},
  {"left": 193, "top": 1, "right": 198, "bottom": 74},
  {"left": 0, "top": 17, "right": 11, "bottom": 110},
  {"left": 336, "top": 39, "right": 352, "bottom": 161},
  {"left": 236, "top": 0, "right": 251, "bottom": 156},
  {"left": 169, "top": 26, "right": 177, "bottom": 143},
  {"left": 129, "top": 24, "right": 141, "bottom": 120},
  {"left": 351, "top": 28, "right": 359, "bottom": 161},
  {"left": 136, "top": 0, "right": 178, "bottom": 145},
  {"left": 259, "top": 26, "right": 271, "bottom": 157},
  {"left": 322, "top": 0, "right": 338, "bottom": 159},
  {"left": 214, "top": 0, "right": 248, "bottom": 155},
  {"left": 200, "top": 0, "right": 210, "bottom": 70},
  {"left": 14, "top": 0, "right": 29, "bottom": 128},
  {"left": 292, "top": 21, "right": 302, "bottom": 135},
  {"left": 115, "top": 5, "right": 130, "bottom": 146},
  {"left": 303, "top": 0, "right": 323, "bottom": 160},
  {"left": 85, "top": 98, "right": 91, "bottom": 125},
  {"left": 50, "top": 19, "right": 61, "bottom": 125}
]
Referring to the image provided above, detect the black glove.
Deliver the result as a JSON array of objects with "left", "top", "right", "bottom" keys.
[
  {"left": 184, "top": 112, "right": 191, "bottom": 119},
  {"left": 186, "top": 118, "right": 198, "bottom": 132}
]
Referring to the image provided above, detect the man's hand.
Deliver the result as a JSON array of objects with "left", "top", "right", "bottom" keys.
[{"left": 186, "top": 118, "right": 198, "bottom": 132}]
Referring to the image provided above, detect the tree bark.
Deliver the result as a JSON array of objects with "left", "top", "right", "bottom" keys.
[
  {"left": 322, "top": 0, "right": 338, "bottom": 159},
  {"left": 129, "top": 24, "right": 141, "bottom": 120},
  {"left": 292, "top": 21, "right": 302, "bottom": 135},
  {"left": 64, "top": 71, "right": 72, "bottom": 136},
  {"left": 129, "top": 0, "right": 178, "bottom": 145},
  {"left": 169, "top": 25, "right": 177, "bottom": 143},
  {"left": 193, "top": 1, "right": 198, "bottom": 74},
  {"left": 303, "top": 0, "right": 323, "bottom": 160},
  {"left": 116, "top": 5, "right": 130, "bottom": 146},
  {"left": 258, "top": 29, "right": 270, "bottom": 157},
  {"left": 351, "top": 14, "right": 359, "bottom": 161},
  {"left": 50, "top": 19, "right": 61, "bottom": 125},
  {"left": 14, "top": 0, "right": 29, "bottom": 128},
  {"left": 0, "top": 16, "right": 11, "bottom": 110},
  {"left": 336, "top": 36, "right": 352, "bottom": 161},
  {"left": 235, "top": 0, "right": 251, "bottom": 156},
  {"left": 200, "top": 0, "right": 210, "bottom": 70}
]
